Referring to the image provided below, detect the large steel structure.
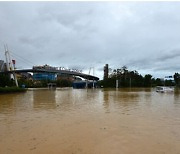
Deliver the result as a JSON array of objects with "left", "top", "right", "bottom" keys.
[
  {"left": 0, "top": 68, "right": 99, "bottom": 81},
  {"left": 0, "top": 46, "right": 99, "bottom": 85},
  {"left": 4, "top": 45, "right": 18, "bottom": 87}
]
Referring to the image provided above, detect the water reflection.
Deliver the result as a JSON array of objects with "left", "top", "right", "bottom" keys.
[
  {"left": 0, "top": 94, "right": 17, "bottom": 114},
  {"left": 32, "top": 89, "right": 57, "bottom": 110},
  {"left": 174, "top": 88, "right": 180, "bottom": 104},
  {"left": 55, "top": 88, "right": 75, "bottom": 111},
  {"left": 0, "top": 93, "right": 32, "bottom": 115},
  {"left": 55, "top": 88, "right": 102, "bottom": 112},
  {"left": 102, "top": 88, "right": 141, "bottom": 110},
  {"left": 0, "top": 88, "right": 180, "bottom": 154},
  {"left": 103, "top": 90, "right": 110, "bottom": 113}
]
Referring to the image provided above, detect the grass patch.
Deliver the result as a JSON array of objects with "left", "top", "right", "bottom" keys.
[{"left": 0, "top": 87, "right": 27, "bottom": 93}]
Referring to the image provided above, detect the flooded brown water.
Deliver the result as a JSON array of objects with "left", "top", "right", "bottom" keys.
[{"left": 0, "top": 88, "right": 180, "bottom": 154}]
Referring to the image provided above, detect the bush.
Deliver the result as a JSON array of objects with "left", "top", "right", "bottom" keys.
[{"left": 0, "top": 87, "right": 27, "bottom": 93}]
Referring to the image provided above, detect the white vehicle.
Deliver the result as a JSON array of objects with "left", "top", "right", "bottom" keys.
[{"left": 156, "top": 86, "right": 174, "bottom": 93}]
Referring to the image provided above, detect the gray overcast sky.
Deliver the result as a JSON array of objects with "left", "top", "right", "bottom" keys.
[{"left": 0, "top": 1, "right": 180, "bottom": 79}]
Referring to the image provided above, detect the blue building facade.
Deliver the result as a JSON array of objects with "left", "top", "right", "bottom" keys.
[
  {"left": 33, "top": 73, "right": 56, "bottom": 81},
  {"left": 72, "top": 80, "right": 97, "bottom": 89}
]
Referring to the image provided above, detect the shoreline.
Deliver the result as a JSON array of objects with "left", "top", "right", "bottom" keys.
[{"left": 0, "top": 87, "right": 27, "bottom": 94}]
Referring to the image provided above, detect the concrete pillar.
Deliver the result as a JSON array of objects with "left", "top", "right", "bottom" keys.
[{"left": 116, "top": 79, "right": 118, "bottom": 88}]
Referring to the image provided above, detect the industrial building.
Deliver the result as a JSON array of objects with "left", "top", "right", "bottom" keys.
[{"left": 104, "top": 64, "right": 109, "bottom": 80}]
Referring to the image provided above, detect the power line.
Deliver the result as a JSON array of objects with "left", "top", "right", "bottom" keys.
[
  {"left": 0, "top": 42, "right": 35, "bottom": 65},
  {"left": 9, "top": 51, "right": 36, "bottom": 67},
  {"left": 0, "top": 41, "right": 6, "bottom": 58}
]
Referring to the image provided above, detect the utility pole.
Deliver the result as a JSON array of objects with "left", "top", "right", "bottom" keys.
[
  {"left": 103, "top": 64, "right": 109, "bottom": 80},
  {"left": 92, "top": 67, "right": 95, "bottom": 89},
  {"left": 89, "top": 67, "right": 95, "bottom": 89},
  {"left": 116, "top": 69, "right": 119, "bottom": 89},
  {"left": 116, "top": 79, "right": 118, "bottom": 89}
]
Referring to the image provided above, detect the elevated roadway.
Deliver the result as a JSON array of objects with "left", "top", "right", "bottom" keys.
[{"left": 0, "top": 68, "right": 99, "bottom": 81}]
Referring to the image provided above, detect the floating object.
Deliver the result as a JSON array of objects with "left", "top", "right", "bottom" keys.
[{"left": 156, "top": 86, "right": 174, "bottom": 93}]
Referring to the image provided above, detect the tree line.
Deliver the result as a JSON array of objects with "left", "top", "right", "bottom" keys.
[
  {"left": 0, "top": 74, "right": 72, "bottom": 88},
  {"left": 1, "top": 67, "right": 180, "bottom": 88},
  {"left": 98, "top": 66, "right": 180, "bottom": 88}
]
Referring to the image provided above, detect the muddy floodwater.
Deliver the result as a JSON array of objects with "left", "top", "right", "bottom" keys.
[{"left": 0, "top": 88, "right": 180, "bottom": 154}]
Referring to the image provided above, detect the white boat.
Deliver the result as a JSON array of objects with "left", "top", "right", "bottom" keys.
[{"left": 156, "top": 86, "right": 174, "bottom": 93}]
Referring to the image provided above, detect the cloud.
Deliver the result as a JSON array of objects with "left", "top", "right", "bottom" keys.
[
  {"left": 0, "top": 2, "right": 180, "bottom": 79},
  {"left": 156, "top": 49, "right": 180, "bottom": 61}
]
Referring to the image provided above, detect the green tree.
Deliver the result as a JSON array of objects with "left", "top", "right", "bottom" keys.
[
  {"left": 144, "top": 74, "right": 152, "bottom": 87},
  {"left": 56, "top": 79, "right": 72, "bottom": 87},
  {"left": 174, "top": 73, "right": 180, "bottom": 87},
  {"left": 164, "top": 80, "right": 175, "bottom": 86},
  {"left": 0, "top": 74, "right": 15, "bottom": 87},
  {"left": 155, "top": 78, "right": 163, "bottom": 86}
]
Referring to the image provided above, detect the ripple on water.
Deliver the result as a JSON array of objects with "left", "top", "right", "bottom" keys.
[{"left": 0, "top": 88, "right": 180, "bottom": 154}]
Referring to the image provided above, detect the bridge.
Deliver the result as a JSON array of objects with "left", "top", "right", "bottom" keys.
[
  {"left": 0, "top": 68, "right": 99, "bottom": 81},
  {"left": 0, "top": 46, "right": 99, "bottom": 86}
]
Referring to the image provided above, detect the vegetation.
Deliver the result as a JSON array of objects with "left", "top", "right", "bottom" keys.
[
  {"left": 1, "top": 67, "right": 179, "bottom": 89},
  {"left": 1, "top": 73, "right": 72, "bottom": 88},
  {"left": 0, "top": 87, "right": 27, "bottom": 93},
  {"left": 17, "top": 78, "right": 72, "bottom": 88},
  {"left": 0, "top": 74, "right": 15, "bottom": 87},
  {"left": 56, "top": 79, "right": 72, "bottom": 87},
  {"left": 174, "top": 73, "right": 180, "bottom": 87},
  {"left": 98, "top": 66, "right": 178, "bottom": 88},
  {"left": 0, "top": 74, "right": 27, "bottom": 93}
]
